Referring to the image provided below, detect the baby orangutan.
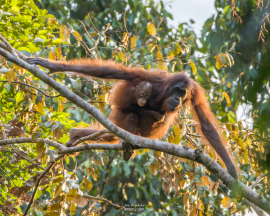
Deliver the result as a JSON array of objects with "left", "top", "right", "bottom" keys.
[
  {"left": 136, "top": 81, "right": 152, "bottom": 107},
  {"left": 132, "top": 81, "right": 164, "bottom": 121}
]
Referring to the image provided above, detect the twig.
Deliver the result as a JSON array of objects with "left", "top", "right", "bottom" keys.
[
  {"left": 83, "top": 194, "right": 123, "bottom": 210},
  {"left": 0, "top": 166, "right": 18, "bottom": 188},
  {"left": 71, "top": 151, "right": 107, "bottom": 176},
  {"left": 0, "top": 81, "right": 61, "bottom": 98},
  {"left": 185, "top": 123, "right": 200, "bottom": 147},
  {"left": 123, "top": 11, "right": 129, "bottom": 35},
  {"left": 23, "top": 155, "right": 64, "bottom": 216},
  {"left": 186, "top": 133, "right": 201, "bottom": 138},
  {"left": 251, "top": 172, "right": 270, "bottom": 189},
  {"left": 187, "top": 123, "right": 198, "bottom": 127},
  {"left": 11, "top": 148, "right": 44, "bottom": 170},
  {"left": 0, "top": 36, "right": 18, "bottom": 57},
  {"left": 185, "top": 134, "right": 200, "bottom": 148},
  {"left": 71, "top": 129, "right": 111, "bottom": 147},
  {"left": 0, "top": 42, "right": 26, "bottom": 60}
]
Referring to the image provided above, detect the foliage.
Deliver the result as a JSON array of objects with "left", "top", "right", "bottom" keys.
[{"left": 0, "top": 0, "right": 269, "bottom": 215}]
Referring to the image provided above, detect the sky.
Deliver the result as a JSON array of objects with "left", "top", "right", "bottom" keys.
[
  {"left": 162, "top": 0, "right": 216, "bottom": 34},
  {"left": 161, "top": 1, "right": 256, "bottom": 215}
]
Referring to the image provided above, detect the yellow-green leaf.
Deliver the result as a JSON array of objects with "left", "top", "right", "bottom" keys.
[
  {"left": 118, "top": 51, "right": 125, "bottom": 61},
  {"left": 200, "top": 176, "right": 209, "bottom": 187},
  {"left": 183, "top": 192, "right": 189, "bottom": 207},
  {"left": 231, "top": 203, "right": 237, "bottom": 213},
  {"left": 34, "top": 102, "right": 45, "bottom": 114},
  {"left": 156, "top": 48, "right": 163, "bottom": 68},
  {"left": 51, "top": 203, "right": 62, "bottom": 211},
  {"left": 171, "top": 62, "right": 176, "bottom": 72},
  {"left": 70, "top": 202, "right": 76, "bottom": 215},
  {"left": 227, "top": 81, "right": 231, "bottom": 88},
  {"left": 222, "top": 92, "right": 231, "bottom": 106},
  {"left": 214, "top": 54, "right": 223, "bottom": 70},
  {"left": 147, "top": 22, "right": 156, "bottom": 36},
  {"left": 167, "top": 52, "right": 175, "bottom": 61},
  {"left": 49, "top": 50, "right": 56, "bottom": 60},
  {"left": 149, "top": 43, "right": 156, "bottom": 52},
  {"left": 60, "top": 25, "right": 70, "bottom": 44},
  {"left": 89, "top": 32, "right": 99, "bottom": 37},
  {"left": 221, "top": 197, "right": 231, "bottom": 208},
  {"left": 36, "top": 141, "right": 46, "bottom": 162},
  {"left": 47, "top": 19, "right": 58, "bottom": 26},
  {"left": 174, "top": 43, "right": 182, "bottom": 54},
  {"left": 73, "top": 31, "right": 82, "bottom": 41},
  {"left": 149, "top": 163, "right": 158, "bottom": 176},
  {"left": 6, "top": 70, "right": 16, "bottom": 82},
  {"left": 81, "top": 178, "right": 92, "bottom": 192},
  {"left": 189, "top": 61, "right": 197, "bottom": 74},
  {"left": 121, "top": 32, "right": 129, "bottom": 42},
  {"left": 130, "top": 37, "right": 136, "bottom": 51},
  {"left": 60, "top": 25, "right": 66, "bottom": 42},
  {"left": 55, "top": 47, "right": 62, "bottom": 58}
]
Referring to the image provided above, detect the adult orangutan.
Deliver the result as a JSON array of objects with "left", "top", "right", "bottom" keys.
[{"left": 26, "top": 57, "right": 238, "bottom": 179}]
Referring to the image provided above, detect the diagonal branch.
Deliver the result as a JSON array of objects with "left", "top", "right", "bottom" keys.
[
  {"left": 0, "top": 42, "right": 26, "bottom": 60},
  {"left": 0, "top": 36, "right": 18, "bottom": 57},
  {"left": 22, "top": 155, "right": 64, "bottom": 216}
]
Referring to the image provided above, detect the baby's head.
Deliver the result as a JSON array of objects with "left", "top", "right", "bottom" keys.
[{"left": 135, "top": 81, "right": 152, "bottom": 107}]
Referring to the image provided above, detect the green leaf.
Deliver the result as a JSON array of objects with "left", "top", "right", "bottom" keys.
[
  {"left": 16, "top": 90, "right": 25, "bottom": 103},
  {"left": 35, "top": 188, "right": 42, "bottom": 200},
  {"left": 70, "top": 78, "right": 82, "bottom": 90},
  {"left": 249, "top": 68, "right": 259, "bottom": 79}
]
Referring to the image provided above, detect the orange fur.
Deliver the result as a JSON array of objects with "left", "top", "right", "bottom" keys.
[{"left": 27, "top": 57, "right": 238, "bottom": 178}]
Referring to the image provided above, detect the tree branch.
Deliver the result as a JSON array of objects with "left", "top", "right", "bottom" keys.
[
  {"left": 0, "top": 137, "right": 64, "bottom": 149},
  {"left": 0, "top": 36, "right": 18, "bottom": 57},
  {"left": 251, "top": 172, "right": 270, "bottom": 189},
  {"left": 83, "top": 194, "right": 123, "bottom": 210},
  {"left": 71, "top": 129, "right": 111, "bottom": 147}
]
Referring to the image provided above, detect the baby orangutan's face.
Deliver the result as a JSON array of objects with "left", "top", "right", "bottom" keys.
[{"left": 135, "top": 81, "right": 152, "bottom": 107}]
